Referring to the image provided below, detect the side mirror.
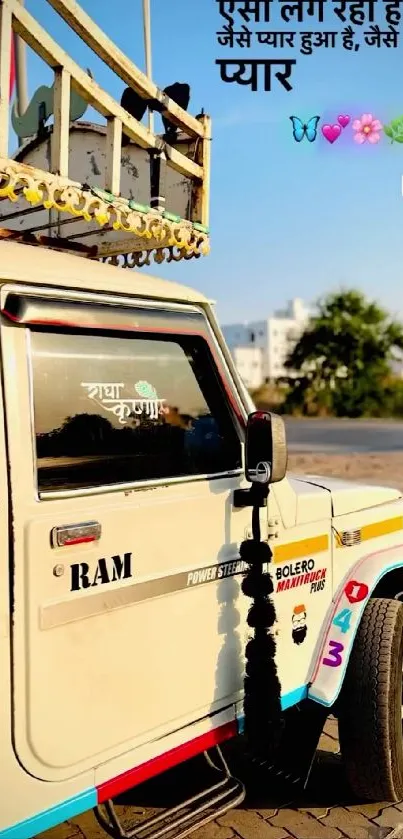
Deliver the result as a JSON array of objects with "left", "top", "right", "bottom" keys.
[{"left": 245, "top": 411, "right": 288, "bottom": 485}]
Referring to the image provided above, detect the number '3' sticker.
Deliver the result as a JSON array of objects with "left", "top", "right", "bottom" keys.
[{"left": 322, "top": 640, "right": 344, "bottom": 667}]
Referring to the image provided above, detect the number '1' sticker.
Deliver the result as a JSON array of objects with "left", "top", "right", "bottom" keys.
[
  {"left": 322, "top": 640, "right": 344, "bottom": 667},
  {"left": 344, "top": 580, "right": 368, "bottom": 604}
]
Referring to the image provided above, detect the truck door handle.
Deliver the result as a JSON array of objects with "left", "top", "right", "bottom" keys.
[{"left": 51, "top": 521, "right": 102, "bottom": 548}]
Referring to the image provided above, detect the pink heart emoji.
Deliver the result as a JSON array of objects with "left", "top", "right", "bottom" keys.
[
  {"left": 338, "top": 114, "right": 350, "bottom": 128},
  {"left": 322, "top": 123, "right": 341, "bottom": 144}
]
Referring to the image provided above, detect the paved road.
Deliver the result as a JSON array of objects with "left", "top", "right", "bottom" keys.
[
  {"left": 285, "top": 419, "right": 403, "bottom": 454},
  {"left": 39, "top": 719, "right": 403, "bottom": 839}
]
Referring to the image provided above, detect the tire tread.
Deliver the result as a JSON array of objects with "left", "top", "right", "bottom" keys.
[{"left": 338, "top": 597, "right": 403, "bottom": 801}]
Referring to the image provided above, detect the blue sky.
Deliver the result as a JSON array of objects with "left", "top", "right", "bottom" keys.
[{"left": 18, "top": 0, "right": 403, "bottom": 325}]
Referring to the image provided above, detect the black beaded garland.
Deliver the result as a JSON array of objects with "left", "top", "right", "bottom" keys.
[{"left": 241, "top": 501, "right": 283, "bottom": 760}]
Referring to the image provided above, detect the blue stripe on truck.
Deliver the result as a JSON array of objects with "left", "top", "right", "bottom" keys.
[
  {"left": 0, "top": 685, "right": 308, "bottom": 838},
  {"left": 0, "top": 788, "right": 97, "bottom": 839}
]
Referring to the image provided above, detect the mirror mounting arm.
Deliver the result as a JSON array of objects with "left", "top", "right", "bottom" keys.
[{"left": 233, "top": 483, "right": 269, "bottom": 509}]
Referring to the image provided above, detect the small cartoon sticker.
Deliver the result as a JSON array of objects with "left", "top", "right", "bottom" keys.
[{"left": 292, "top": 604, "right": 307, "bottom": 645}]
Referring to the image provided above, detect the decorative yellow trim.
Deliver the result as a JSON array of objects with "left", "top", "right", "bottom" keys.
[
  {"left": 101, "top": 246, "right": 207, "bottom": 268},
  {"left": 274, "top": 534, "right": 329, "bottom": 564},
  {"left": 361, "top": 516, "right": 403, "bottom": 541},
  {"left": 335, "top": 516, "right": 403, "bottom": 548},
  {"left": 0, "top": 159, "right": 210, "bottom": 262}
]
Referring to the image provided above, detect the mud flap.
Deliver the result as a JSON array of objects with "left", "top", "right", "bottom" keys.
[
  {"left": 262, "top": 700, "right": 328, "bottom": 791},
  {"left": 241, "top": 699, "right": 328, "bottom": 802}
]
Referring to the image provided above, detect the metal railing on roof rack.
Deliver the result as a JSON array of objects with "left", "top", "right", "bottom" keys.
[{"left": 0, "top": 0, "right": 211, "bottom": 264}]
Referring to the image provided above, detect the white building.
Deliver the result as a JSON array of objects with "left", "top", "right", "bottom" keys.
[
  {"left": 222, "top": 298, "right": 310, "bottom": 387},
  {"left": 232, "top": 346, "right": 263, "bottom": 390}
]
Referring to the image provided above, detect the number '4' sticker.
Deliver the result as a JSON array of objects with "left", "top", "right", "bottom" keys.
[{"left": 332, "top": 608, "right": 352, "bottom": 635}]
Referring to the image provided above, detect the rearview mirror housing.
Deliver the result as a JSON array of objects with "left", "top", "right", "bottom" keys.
[{"left": 245, "top": 411, "right": 288, "bottom": 485}]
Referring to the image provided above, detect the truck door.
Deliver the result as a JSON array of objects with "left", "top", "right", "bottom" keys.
[{"left": 1, "top": 286, "right": 255, "bottom": 782}]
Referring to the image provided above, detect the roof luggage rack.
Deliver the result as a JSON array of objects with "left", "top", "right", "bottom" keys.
[{"left": 0, "top": 0, "right": 211, "bottom": 266}]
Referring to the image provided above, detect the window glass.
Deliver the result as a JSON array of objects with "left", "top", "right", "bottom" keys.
[{"left": 30, "top": 329, "right": 242, "bottom": 492}]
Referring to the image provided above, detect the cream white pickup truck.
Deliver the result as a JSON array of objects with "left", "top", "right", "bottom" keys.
[{"left": 1, "top": 241, "right": 403, "bottom": 839}]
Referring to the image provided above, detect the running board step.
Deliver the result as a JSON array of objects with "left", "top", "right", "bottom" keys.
[{"left": 94, "top": 745, "right": 246, "bottom": 839}]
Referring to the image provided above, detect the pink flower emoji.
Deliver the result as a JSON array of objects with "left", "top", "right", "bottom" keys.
[{"left": 352, "top": 113, "right": 383, "bottom": 144}]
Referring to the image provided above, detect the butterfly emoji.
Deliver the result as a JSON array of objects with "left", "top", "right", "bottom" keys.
[{"left": 289, "top": 115, "right": 320, "bottom": 143}]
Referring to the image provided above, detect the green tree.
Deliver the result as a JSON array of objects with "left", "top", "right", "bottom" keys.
[{"left": 283, "top": 290, "right": 403, "bottom": 418}]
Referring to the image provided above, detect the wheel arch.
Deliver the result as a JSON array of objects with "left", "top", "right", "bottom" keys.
[
  {"left": 371, "top": 566, "right": 403, "bottom": 600},
  {"left": 307, "top": 544, "right": 403, "bottom": 710}
]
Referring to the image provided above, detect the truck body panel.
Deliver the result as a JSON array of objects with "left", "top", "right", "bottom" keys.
[
  {"left": 1, "top": 0, "right": 403, "bottom": 818},
  {"left": 1, "top": 244, "right": 403, "bottom": 837}
]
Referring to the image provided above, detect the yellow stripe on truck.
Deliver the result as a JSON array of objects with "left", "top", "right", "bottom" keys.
[
  {"left": 274, "top": 534, "right": 329, "bottom": 564},
  {"left": 335, "top": 515, "right": 403, "bottom": 548},
  {"left": 268, "top": 516, "right": 402, "bottom": 565},
  {"left": 360, "top": 516, "right": 403, "bottom": 541}
]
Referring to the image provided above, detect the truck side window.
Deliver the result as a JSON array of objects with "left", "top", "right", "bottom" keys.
[{"left": 29, "top": 329, "right": 242, "bottom": 493}]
